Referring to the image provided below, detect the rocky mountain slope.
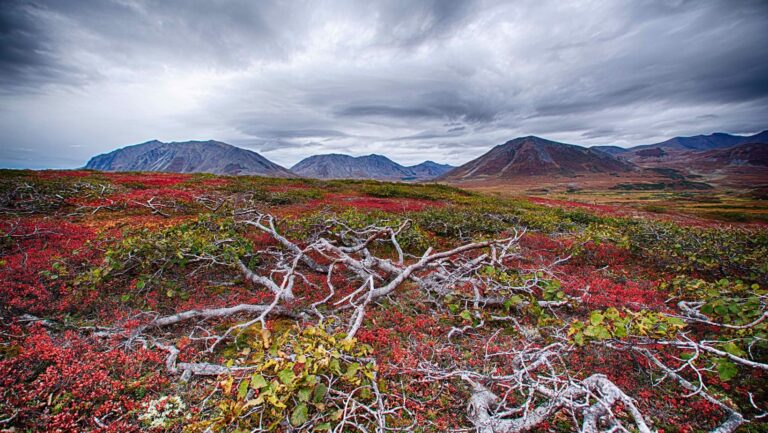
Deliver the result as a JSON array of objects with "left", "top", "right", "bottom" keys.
[
  {"left": 440, "top": 136, "right": 635, "bottom": 181},
  {"left": 690, "top": 142, "right": 768, "bottom": 168},
  {"left": 615, "top": 130, "right": 768, "bottom": 162},
  {"left": 291, "top": 154, "right": 452, "bottom": 180},
  {"left": 85, "top": 140, "right": 295, "bottom": 177}
]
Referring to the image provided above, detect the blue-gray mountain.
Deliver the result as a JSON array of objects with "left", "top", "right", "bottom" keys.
[
  {"left": 290, "top": 154, "right": 453, "bottom": 181},
  {"left": 592, "top": 130, "right": 768, "bottom": 160},
  {"left": 84, "top": 140, "right": 295, "bottom": 177}
]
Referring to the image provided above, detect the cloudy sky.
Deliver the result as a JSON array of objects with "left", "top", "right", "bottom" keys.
[{"left": 1, "top": 0, "right": 767, "bottom": 169}]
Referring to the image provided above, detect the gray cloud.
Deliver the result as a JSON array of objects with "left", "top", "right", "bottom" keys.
[{"left": 0, "top": 0, "right": 766, "bottom": 168}]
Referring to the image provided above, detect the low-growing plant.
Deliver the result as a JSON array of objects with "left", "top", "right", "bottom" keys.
[{"left": 187, "top": 323, "right": 377, "bottom": 432}]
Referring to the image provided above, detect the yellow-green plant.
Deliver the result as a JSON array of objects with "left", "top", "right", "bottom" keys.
[{"left": 187, "top": 323, "right": 377, "bottom": 432}]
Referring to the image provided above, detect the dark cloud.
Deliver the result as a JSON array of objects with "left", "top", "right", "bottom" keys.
[
  {"left": 0, "top": 1, "right": 90, "bottom": 92},
  {"left": 0, "top": 0, "right": 766, "bottom": 168},
  {"left": 248, "top": 129, "right": 349, "bottom": 139},
  {"left": 335, "top": 105, "right": 437, "bottom": 119}
]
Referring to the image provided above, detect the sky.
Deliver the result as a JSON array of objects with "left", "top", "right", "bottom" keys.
[{"left": 0, "top": 0, "right": 767, "bottom": 169}]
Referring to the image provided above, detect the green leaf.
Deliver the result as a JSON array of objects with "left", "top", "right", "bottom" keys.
[
  {"left": 665, "top": 317, "right": 686, "bottom": 328},
  {"left": 459, "top": 309, "right": 472, "bottom": 321},
  {"left": 573, "top": 332, "right": 584, "bottom": 346},
  {"left": 721, "top": 342, "right": 746, "bottom": 357},
  {"left": 278, "top": 368, "right": 296, "bottom": 385},
  {"left": 589, "top": 312, "right": 604, "bottom": 326},
  {"left": 136, "top": 280, "right": 146, "bottom": 290},
  {"left": 345, "top": 362, "right": 360, "bottom": 378},
  {"left": 250, "top": 373, "right": 268, "bottom": 390},
  {"left": 238, "top": 379, "right": 249, "bottom": 399},
  {"left": 329, "top": 358, "right": 341, "bottom": 374},
  {"left": 613, "top": 325, "right": 627, "bottom": 338},
  {"left": 359, "top": 387, "right": 372, "bottom": 399},
  {"left": 120, "top": 293, "right": 131, "bottom": 302},
  {"left": 290, "top": 403, "right": 308, "bottom": 426},
  {"left": 717, "top": 359, "right": 738, "bottom": 381},
  {"left": 313, "top": 383, "right": 328, "bottom": 403},
  {"left": 316, "top": 422, "right": 332, "bottom": 430},
  {"left": 298, "top": 387, "right": 311, "bottom": 402},
  {"left": 584, "top": 324, "right": 611, "bottom": 340}
]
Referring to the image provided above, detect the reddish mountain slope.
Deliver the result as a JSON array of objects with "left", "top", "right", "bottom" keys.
[
  {"left": 440, "top": 136, "right": 635, "bottom": 180},
  {"left": 688, "top": 142, "right": 768, "bottom": 169}
]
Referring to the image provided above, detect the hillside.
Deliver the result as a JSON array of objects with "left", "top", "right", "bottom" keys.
[
  {"left": 291, "top": 154, "right": 452, "bottom": 180},
  {"left": 85, "top": 140, "right": 295, "bottom": 177},
  {"left": 440, "top": 136, "right": 635, "bottom": 181},
  {"left": 690, "top": 142, "right": 768, "bottom": 168}
]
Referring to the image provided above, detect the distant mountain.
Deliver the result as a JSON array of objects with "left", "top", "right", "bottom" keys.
[
  {"left": 85, "top": 140, "right": 295, "bottom": 177},
  {"left": 617, "top": 130, "right": 768, "bottom": 159},
  {"left": 440, "top": 136, "right": 635, "bottom": 181},
  {"left": 290, "top": 154, "right": 453, "bottom": 181},
  {"left": 639, "top": 142, "right": 768, "bottom": 172},
  {"left": 689, "top": 142, "right": 768, "bottom": 168},
  {"left": 408, "top": 161, "right": 455, "bottom": 179},
  {"left": 590, "top": 145, "right": 627, "bottom": 156}
]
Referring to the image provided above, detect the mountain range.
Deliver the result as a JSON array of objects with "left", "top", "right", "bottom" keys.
[
  {"left": 85, "top": 140, "right": 295, "bottom": 177},
  {"left": 438, "top": 131, "right": 766, "bottom": 184},
  {"left": 596, "top": 130, "right": 768, "bottom": 163},
  {"left": 85, "top": 140, "right": 454, "bottom": 181},
  {"left": 291, "top": 154, "right": 453, "bottom": 181},
  {"left": 83, "top": 130, "right": 767, "bottom": 185}
]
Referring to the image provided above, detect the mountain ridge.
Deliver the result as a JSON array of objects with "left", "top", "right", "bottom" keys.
[
  {"left": 600, "top": 130, "right": 768, "bottom": 156},
  {"left": 439, "top": 136, "right": 635, "bottom": 181},
  {"left": 290, "top": 154, "right": 453, "bottom": 180},
  {"left": 85, "top": 140, "right": 295, "bottom": 177}
]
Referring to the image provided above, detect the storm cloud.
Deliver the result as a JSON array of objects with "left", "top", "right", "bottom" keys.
[{"left": 0, "top": 0, "right": 766, "bottom": 168}]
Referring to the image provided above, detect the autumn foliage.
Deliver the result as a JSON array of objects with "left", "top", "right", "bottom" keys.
[{"left": 0, "top": 169, "right": 766, "bottom": 432}]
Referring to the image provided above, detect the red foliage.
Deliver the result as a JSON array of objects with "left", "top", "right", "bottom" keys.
[
  {"left": 118, "top": 188, "right": 195, "bottom": 204},
  {"left": 527, "top": 196, "right": 627, "bottom": 216},
  {"left": 574, "top": 241, "right": 631, "bottom": 267},
  {"left": 0, "top": 325, "right": 167, "bottom": 433},
  {"left": 199, "top": 177, "right": 232, "bottom": 187},
  {"left": 0, "top": 219, "right": 98, "bottom": 314},
  {"left": 36, "top": 170, "right": 95, "bottom": 179},
  {"left": 67, "top": 188, "right": 195, "bottom": 209},
  {"left": 561, "top": 271, "right": 666, "bottom": 310},
  {"left": 103, "top": 172, "right": 192, "bottom": 188},
  {"left": 265, "top": 183, "right": 315, "bottom": 191},
  {"left": 309, "top": 193, "right": 443, "bottom": 213}
]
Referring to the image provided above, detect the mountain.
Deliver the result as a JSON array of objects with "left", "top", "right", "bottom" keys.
[
  {"left": 617, "top": 130, "right": 768, "bottom": 158},
  {"left": 290, "top": 154, "right": 453, "bottom": 181},
  {"left": 689, "top": 142, "right": 768, "bottom": 168},
  {"left": 439, "top": 136, "right": 635, "bottom": 181},
  {"left": 590, "top": 145, "right": 627, "bottom": 155},
  {"left": 407, "top": 161, "right": 455, "bottom": 179},
  {"left": 85, "top": 140, "right": 295, "bottom": 177},
  {"left": 641, "top": 142, "right": 768, "bottom": 172}
]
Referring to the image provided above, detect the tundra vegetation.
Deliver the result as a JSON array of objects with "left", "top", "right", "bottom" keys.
[{"left": 0, "top": 169, "right": 766, "bottom": 433}]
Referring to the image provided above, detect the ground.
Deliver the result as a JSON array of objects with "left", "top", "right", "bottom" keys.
[{"left": 0, "top": 169, "right": 766, "bottom": 432}]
